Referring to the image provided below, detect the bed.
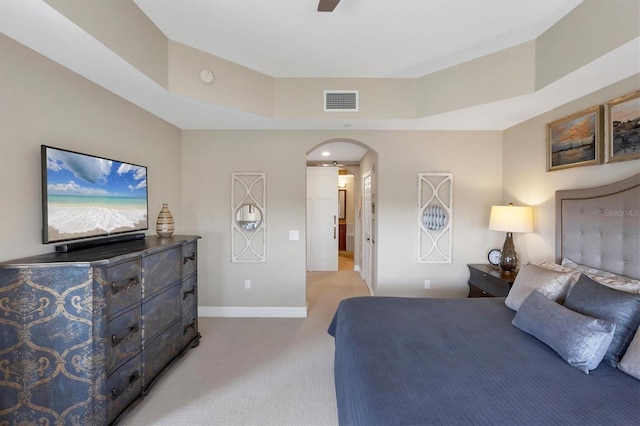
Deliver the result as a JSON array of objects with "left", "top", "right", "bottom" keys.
[{"left": 328, "top": 174, "right": 640, "bottom": 426}]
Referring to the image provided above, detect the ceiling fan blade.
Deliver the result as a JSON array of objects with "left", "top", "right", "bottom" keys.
[{"left": 318, "top": 0, "right": 340, "bottom": 12}]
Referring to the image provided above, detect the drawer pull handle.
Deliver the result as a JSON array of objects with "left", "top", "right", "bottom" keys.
[
  {"left": 111, "top": 325, "right": 140, "bottom": 346},
  {"left": 183, "top": 319, "right": 196, "bottom": 335},
  {"left": 111, "top": 278, "right": 140, "bottom": 294},
  {"left": 183, "top": 253, "right": 196, "bottom": 264},
  {"left": 183, "top": 287, "right": 196, "bottom": 300},
  {"left": 111, "top": 371, "right": 140, "bottom": 400}
]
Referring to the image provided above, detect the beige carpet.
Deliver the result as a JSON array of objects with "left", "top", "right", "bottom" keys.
[{"left": 120, "top": 270, "right": 369, "bottom": 426}]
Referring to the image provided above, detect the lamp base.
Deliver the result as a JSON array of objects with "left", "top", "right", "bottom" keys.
[{"left": 500, "top": 232, "right": 518, "bottom": 274}]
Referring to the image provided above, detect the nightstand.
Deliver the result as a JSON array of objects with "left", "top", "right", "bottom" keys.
[{"left": 467, "top": 264, "right": 517, "bottom": 297}]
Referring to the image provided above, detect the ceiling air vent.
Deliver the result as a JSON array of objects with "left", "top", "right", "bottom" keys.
[{"left": 324, "top": 90, "right": 359, "bottom": 112}]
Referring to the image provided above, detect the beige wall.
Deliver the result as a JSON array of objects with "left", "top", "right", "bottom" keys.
[
  {"left": 0, "top": 34, "right": 182, "bottom": 261},
  {"left": 417, "top": 41, "right": 535, "bottom": 117},
  {"left": 168, "top": 41, "right": 274, "bottom": 117},
  {"left": 181, "top": 131, "right": 308, "bottom": 312},
  {"left": 2, "top": 32, "right": 502, "bottom": 313},
  {"left": 45, "top": 0, "right": 169, "bottom": 87},
  {"left": 36, "top": 0, "right": 638, "bottom": 126},
  {"left": 536, "top": 0, "right": 640, "bottom": 90},
  {"left": 373, "top": 131, "right": 504, "bottom": 297},
  {"left": 2, "top": 13, "right": 638, "bottom": 315},
  {"left": 502, "top": 75, "right": 640, "bottom": 265},
  {"left": 181, "top": 129, "right": 503, "bottom": 311}
]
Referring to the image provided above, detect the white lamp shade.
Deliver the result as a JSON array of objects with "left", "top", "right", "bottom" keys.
[{"left": 489, "top": 205, "right": 533, "bottom": 233}]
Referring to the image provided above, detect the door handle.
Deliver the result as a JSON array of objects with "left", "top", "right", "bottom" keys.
[{"left": 333, "top": 215, "right": 337, "bottom": 239}]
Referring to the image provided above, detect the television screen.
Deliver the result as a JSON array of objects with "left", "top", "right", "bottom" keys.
[{"left": 42, "top": 145, "right": 148, "bottom": 244}]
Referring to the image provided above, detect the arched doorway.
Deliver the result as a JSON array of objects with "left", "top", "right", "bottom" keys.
[{"left": 306, "top": 138, "right": 378, "bottom": 294}]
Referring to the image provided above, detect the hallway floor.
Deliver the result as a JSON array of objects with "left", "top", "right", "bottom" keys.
[{"left": 338, "top": 250, "right": 354, "bottom": 271}]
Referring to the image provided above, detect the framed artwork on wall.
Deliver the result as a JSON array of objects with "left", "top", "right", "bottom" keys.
[
  {"left": 605, "top": 90, "right": 640, "bottom": 163},
  {"left": 546, "top": 105, "right": 603, "bottom": 171}
]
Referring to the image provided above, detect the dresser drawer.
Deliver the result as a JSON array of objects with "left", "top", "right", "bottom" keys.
[
  {"left": 107, "top": 306, "right": 142, "bottom": 374},
  {"left": 468, "top": 265, "right": 514, "bottom": 297},
  {"left": 143, "top": 320, "right": 182, "bottom": 389},
  {"left": 143, "top": 282, "right": 181, "bottom": 343},
  {"left": 107, "top": 353, "right": 142, "bottom": 425},
  {"left": 181, "top": 307, "right": 199, "bottom": 350},
  {"left": 182, "top": 242, "right": 197, "bottom": 278},
  {"left": 181, "top": 275, "right": 197, "bottom": 314},
  {"left": 143, "top": 247, "right": 181, "bottom": 297},
  {"left": 106, "top": 259, "right": 142, "bottom": 317}
]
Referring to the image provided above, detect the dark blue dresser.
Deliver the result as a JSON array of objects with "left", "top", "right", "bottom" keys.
[{"left": 0, "top": 235, "right": 200, "bottom": 425}]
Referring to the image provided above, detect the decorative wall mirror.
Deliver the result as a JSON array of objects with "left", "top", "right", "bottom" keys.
[
  {"left": 418, "top": 173, "right": 453, "bottom": 263},
  {"left": 236, "top": 203, "right": 262, "bottom": 230},
  {"left": 232, "top": 172, "right": 266, "bottom": 262}
]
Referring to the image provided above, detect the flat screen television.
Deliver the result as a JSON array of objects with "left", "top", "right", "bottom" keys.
[{"left": 41, "top": 145, "right": 148, "bottom": 244}]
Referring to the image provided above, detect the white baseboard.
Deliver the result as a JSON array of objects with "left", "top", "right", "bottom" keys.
[
  {"left": 199, "top": 305, "right": 308, "bottom": 318},
  {"left": 356, "top": 267, "right": 374, "bottom": 296}
]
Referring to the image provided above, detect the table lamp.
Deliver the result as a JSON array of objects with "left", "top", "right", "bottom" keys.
[{"left": 489, "top": 203, "right": 533, "bottom": 273}]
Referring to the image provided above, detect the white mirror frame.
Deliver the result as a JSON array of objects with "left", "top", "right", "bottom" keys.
[
  {"left": 418, "top": 173, "right": 453, "bottom": 263},
  {"left": 232, "top": 172, "right": 266, "bottom": 262}
]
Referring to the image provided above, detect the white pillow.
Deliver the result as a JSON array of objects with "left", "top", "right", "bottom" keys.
[
  {"left": 531, "top": 260, "right": 581, "bottom": 287},
  {"left": 532, "top": 259, "right": 575, "bottom": 274},
  {"left": 618, "top": 325, "right": 640, "bottom": 380},
  {"left": 561, "top": 258, "right": 640, "bottom": 294},
  {"left": 505, "top": 264, "right": 575, "bottom": 311}
]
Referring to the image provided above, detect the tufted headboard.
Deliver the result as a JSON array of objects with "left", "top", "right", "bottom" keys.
[{"left": 555, "top": 173, "right": 640, "bottom": 280}]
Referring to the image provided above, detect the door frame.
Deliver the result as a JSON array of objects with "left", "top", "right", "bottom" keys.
[
  {"left": 305, "top": 139, "right": 377, "bottom": 295},
  {"left": 361, "top": 170, "right": 373, "bottom": 292}
]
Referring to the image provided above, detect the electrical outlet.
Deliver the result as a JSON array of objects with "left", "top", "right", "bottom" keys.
[
  {"left": 244, "top": 280, "right": 251, "bottom": 289},
  {"left": 424, "top": 279, "right": 431, "bottom": 289}
]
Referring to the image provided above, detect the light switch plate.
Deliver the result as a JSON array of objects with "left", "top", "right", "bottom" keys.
[{"left": 289, "top": 230, "right": 299, "bottom": 240}]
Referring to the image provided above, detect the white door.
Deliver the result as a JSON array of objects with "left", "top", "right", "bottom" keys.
[
  {"left": 307, "top": 167, "right": 339, "bottom": 271},
  {"left": 362, "top": 171, "right": 372, "bottom": 287}
]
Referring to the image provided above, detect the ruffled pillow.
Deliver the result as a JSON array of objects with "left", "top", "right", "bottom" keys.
[{"left": 561, "top": 258, "right": 640, "bottom": 294}]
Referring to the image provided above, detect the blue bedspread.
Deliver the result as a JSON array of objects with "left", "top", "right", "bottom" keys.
[{"left": 328, "top": 296, "right": 640, "bottom": 426}]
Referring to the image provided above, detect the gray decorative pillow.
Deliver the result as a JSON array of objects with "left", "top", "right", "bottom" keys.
[
  {"left": 513, "top": 290, "right": 615, "bottom": 374},
  {"left": 505, "top": 264, "right": 576, "bottom": 311},
  {"left": 563, "top": 274, "right": 640, "bottom": 367},
  {"left": 618, "top": 326, "right": 640, "bottom": 380}
]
